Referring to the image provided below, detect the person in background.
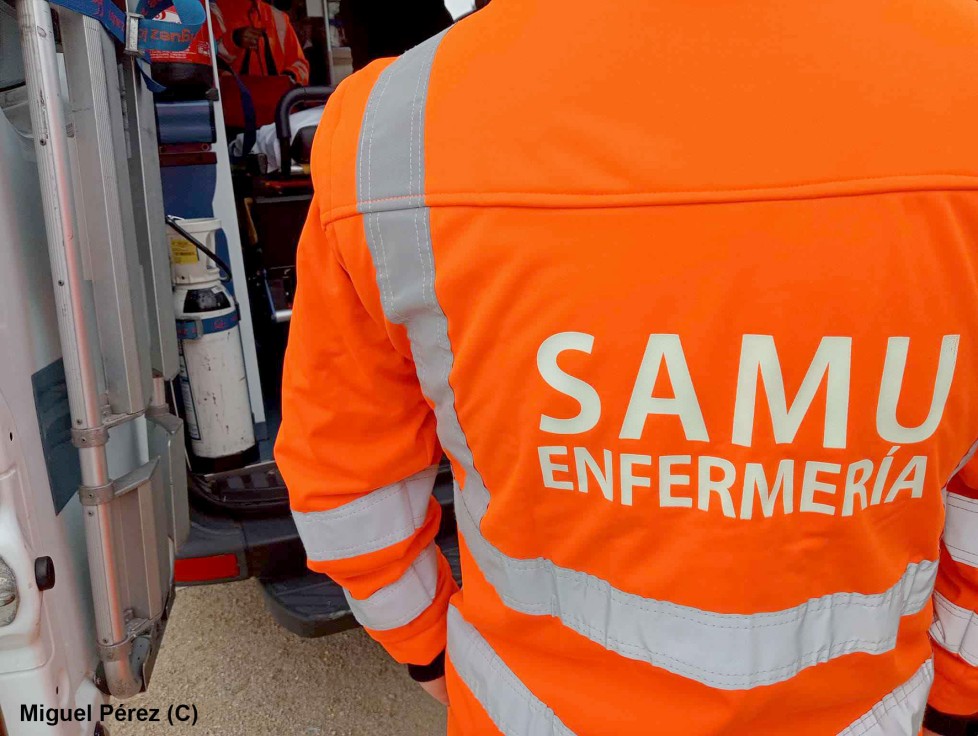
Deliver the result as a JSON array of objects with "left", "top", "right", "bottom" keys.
[
  {"left": 214, "top": 0, "right": 310, "bottom": 85},
  {"left": 338, "top": 0, "right": 453, "bottom": 71},
  {"left": 295, "top": 17, "right": 329, "bottom": 86}
]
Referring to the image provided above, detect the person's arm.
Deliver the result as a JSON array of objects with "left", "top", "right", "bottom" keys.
[
  {"left": 925, "top": 456, "right": 978, "bottom": 734},
  {"left": 275, "top": 86, "right": 457, "bottom": 686},
  {"left": 209, "top": 2, "right": 238, "bottom": 64},
  {"left": 278, "top": 17, "right": 310, "bottom": 84}
]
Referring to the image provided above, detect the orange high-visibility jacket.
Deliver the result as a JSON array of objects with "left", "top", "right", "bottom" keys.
[
  {"left": 275, "top": 1, "right": 978, "bottom": 732},
  {"left": 214, "top": 0, "right": 309, "bottom": 85}
]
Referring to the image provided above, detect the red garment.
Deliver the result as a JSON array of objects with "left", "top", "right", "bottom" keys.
[
  {"left": 214, "top": 0, "right": 309, "bottom": 85},
  {"left": 147, "top": 1, "right": 213, "bottom": 66}
]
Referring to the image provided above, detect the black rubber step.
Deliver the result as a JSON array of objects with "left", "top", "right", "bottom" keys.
[
  {"left": 189, "top": 457, "right": 457, "bottom": 519},
  {"left": 260, "top": 533, "right": 463, "bottom": 638}
]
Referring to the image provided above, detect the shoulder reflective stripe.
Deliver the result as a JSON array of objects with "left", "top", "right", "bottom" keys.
[
  {"left": 838, "top": 659, "right": 932, "bottom": 736},
  {"left": 345, "top": 543, "right": 439, "bottom": 631},
  {"left": 353, "top": 27, "right": 939, "bottom": 692},
  {"left": 355, "top": 32, "right": 479, "bottom": 490},
  {"left": 944, "top": 492, "right": 978, "bottom": 568},
  {"left": 357, "top": 31, "right": 448, "bottom": 218},
  {"left": 454, "top": 480, "right": 935, "bottom": 689},
  {"left": 448, "top": 606, "right": 575, "bottom": 736},
  {"left": 291, "top": 465, "right": 437, "bottom": 562},
  {"left": 931, "top": 592, "right": 978, "bottom": 666}
]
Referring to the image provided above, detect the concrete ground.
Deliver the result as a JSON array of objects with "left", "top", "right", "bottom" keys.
[{"left": 113, "top": 580, "right": 446, "bottom": 736}]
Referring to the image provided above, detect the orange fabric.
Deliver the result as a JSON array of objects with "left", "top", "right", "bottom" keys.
[
  {"left": 215, "top": 0, "right": 309, "bottom": 84},
  {"left": 931, "top": 464, "right": 978, "bottom": 716},
  {"left": 445, "top": 654, "right": 503, "bottom": 736},
  {"left": 454, "top": 532, "right": 934, "bottom": 735},
  {"left": 361, "top": 552, "right": 458, "bottom": 663},
  {"left": 279, "top": 0, "right": 978, "bottom": 731},
  {"left": 276, "top": 184, "right": 452, "bottom": 664}
]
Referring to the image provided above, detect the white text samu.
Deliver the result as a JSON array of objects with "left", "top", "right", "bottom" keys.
[{"left": 535, "top": 333, "right": 959, "bottom": 518}]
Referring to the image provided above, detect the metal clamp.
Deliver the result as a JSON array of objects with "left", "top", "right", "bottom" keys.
[
  {"left": 145, "top": 402, "right": 167, "bottom": 418},
  {"left": 96, "top": 611, "right": 153, "bottom": 661},
  {"left": 71, "top": 425, "right": 109, "bottom": 448},
  {"left": 79, "top": 480, "right": 115, "bottom": 506},
  {"left": 97, "top": 637, "right": 133, "bottom": 663},
  {"left": 124, "top": 13, "right": 142, "bottom": 57},
  {"left": 94, "top": 601, "right": 169, "bottom": 696},
  {"left": 71, "top": 409, "right": 144, "bottom": 448},
  {"left": 79, "top": 457, "right": 160, "bottom": 507}
]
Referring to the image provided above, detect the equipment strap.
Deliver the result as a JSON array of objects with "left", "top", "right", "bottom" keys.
[
  {"left": 216, "top": 58, "right": 257, "bottom": 158},
  {"left": 47, "top": 0, "right": 205, "bottom": 70}
]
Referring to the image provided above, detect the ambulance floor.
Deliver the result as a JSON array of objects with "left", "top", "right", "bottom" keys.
[{"left": 111, "top": 579, "right": 447, "bottom": 736}]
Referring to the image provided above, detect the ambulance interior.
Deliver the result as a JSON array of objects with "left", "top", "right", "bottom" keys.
[
  {"left": 157, "top": 0, "right": 471, "bottom": 615},
  {"left": 163, "top": 0, "right": 474, "bottom": 476}
]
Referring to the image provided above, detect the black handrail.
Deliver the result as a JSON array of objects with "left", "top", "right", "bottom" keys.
[{"left": 275, "top": 86, "right": 333, "bottom": 176}]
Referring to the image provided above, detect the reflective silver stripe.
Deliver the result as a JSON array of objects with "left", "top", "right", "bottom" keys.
[
  {"left": 448, "top": 606, "right": 574, "bottom": 736},
  {"left": 291, "top": 465, "right": 437, "bottom": 561},
  {"left": 949, "top": 438, "right": 978, "bottom": 485},
  {"left": 356, "top": 31, "right": 447, "bottom": 216},
  {"left": 945, "top": 492, "right": 978, "bottom": 568},
  {"left": 449, "top": 603, "right": 931, "bottom": 736},
  {"left": 354, "top": 31, "right": 936, "bottom": 691},
  {"left": 346, "top": 543, "right": 439, "bottom": 630},
  {"left": 456, "top": 480, "right": 935, "bottom": 689},
  {"left": 271, "top": 6, "right": 287, "bottom": 46},
  {"left": 838, "top": 659, "right": 932, "bottom": 736},
  {"left": 931, "top": 592, "right": 978, "bottom": 666}
]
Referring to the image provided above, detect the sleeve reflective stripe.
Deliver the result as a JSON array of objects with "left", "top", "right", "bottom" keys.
[
  {"left": 354, "top": 31, "right": 939, "bottom": 692},
  {"left": 291, "top": 466, "right": 437, "bottom": 561},
  {"left": 448, "top": 604, "right": 933, "bottom": 736},
  {"left": 944, "top": 492, "right": 978, "bottom": 568},
  {"left": 931, "top": 592, "right": 978, "bottom": 666},
  {"left": 344, "top": 543, "right": 438, "bottom": 631},
  {"left": 448, "top": 606, "right": 575, "bottom": 736}
]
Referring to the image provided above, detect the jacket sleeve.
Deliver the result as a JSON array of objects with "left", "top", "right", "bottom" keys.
[
  {"left": 209, "top": 1, "right": 225, "bottom": 43},
  {"left": 209, "top": 3, "right": 240, "bottom": 65},
  {"left": 278, "top": 18, "right": 310, "bottom": 85},
  {"left": 275, "top": 113, "right": 457, "bottom": 664},
  {"left": 928, "top": 455, "right": 978, "bottom": 716}
]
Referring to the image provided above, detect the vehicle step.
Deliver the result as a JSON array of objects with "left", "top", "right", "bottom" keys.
[
  {"left": 190, "top": 458, "right": 456, "bottom": 518},
  {"left": 260, "top": 533, "right": 463, "bottom": 638}
]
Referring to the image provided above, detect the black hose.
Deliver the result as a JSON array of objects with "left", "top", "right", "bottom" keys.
[{"left": 165, "top": 215, "right": 235, "bottom": 282}]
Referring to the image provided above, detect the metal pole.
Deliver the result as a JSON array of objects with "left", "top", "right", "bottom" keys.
[
  {"left": 17, "top": 0, "right": 141, "bottom": 698},
  {"left": 324, "top": 0, "right": 336, "bottom": 86}
]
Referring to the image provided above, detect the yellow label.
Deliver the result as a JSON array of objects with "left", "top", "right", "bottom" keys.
[{"left": 170, "top": 238, "right": 199, "bottom": 265}]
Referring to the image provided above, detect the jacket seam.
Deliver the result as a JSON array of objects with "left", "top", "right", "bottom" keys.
[{"left": 321, "top": 177, "right": 978, "bottom": 226}]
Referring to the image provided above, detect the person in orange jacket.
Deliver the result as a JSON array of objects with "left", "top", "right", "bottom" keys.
[
  {"left": 275, "top": 0, "right": 978, "bottom": 733},
  {"left": 213, "top": 0, "right": 309, "bottom": 85}
]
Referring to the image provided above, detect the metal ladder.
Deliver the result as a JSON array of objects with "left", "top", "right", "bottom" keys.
[{"left": 17, "top": 0, "right": 188, "bottom": 698}]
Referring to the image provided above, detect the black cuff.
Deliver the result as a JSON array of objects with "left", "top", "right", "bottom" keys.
[
  {"left": 231, "top": 28, "right": 246, "bottom": 47},
  {"left": 407, "top": 650, "right": 445, "bottom": 683},
  {"left": 923, "top": 705, "right": 977, "bottom": 736}
]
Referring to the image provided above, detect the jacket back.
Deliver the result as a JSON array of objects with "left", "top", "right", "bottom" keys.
[{"left": 277, "top": 1, "right": 978, "bottom": 732}]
